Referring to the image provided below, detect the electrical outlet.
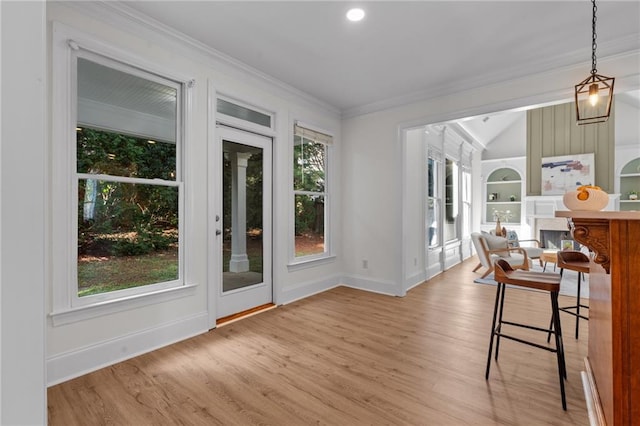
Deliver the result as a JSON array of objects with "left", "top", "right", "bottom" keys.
[{"left": 362, "top": 259, "right": 368, "bottom": 269}]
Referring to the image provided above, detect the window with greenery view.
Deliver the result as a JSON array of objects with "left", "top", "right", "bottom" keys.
[
  {"left": 293, "top": 125, "right": 331, "bottom": 258},
  {"left": 75, "top": 55, "right": 182, "bottom": 300}
]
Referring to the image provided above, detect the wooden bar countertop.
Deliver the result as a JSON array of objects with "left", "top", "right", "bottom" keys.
[{"left": 555, "top": 210, "right": 640, "bottom": 426}]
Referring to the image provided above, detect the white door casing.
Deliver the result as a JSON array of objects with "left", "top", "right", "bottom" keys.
[{"left": 214, "top": 125, "right": 272, "bottom": 319}]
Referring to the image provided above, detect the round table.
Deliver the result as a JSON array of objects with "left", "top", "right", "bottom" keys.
[{"left": 540, "top": 250, "right": 558, "bottom": 272}]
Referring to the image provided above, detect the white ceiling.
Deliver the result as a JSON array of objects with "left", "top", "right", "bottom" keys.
[{"left": 122, "top": 0, "right": 640, "bottom": 118}]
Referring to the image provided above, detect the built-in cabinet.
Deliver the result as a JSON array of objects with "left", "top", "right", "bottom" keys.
[
  {"left": 485, "top": 167, "right": 522, "bottom": 224},
  {"left": 619, "top": 157, "right": 640, "bottom": 211},
  {"left": 481, "top": 157, "right": 526, "bottom": 233}
]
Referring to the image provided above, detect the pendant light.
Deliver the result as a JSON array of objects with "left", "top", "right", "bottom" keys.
[{"left": 574, "top": 0, "right": 615, "bottom": 125}]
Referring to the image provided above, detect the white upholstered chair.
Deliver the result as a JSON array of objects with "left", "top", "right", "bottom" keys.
[
  {"left": 505, "top": 230, "right": 544, "bottom": 267},
  {"left": 471, "top": 232, "right": 530, "bottom": 278}
]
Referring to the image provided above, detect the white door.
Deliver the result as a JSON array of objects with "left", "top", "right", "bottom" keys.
[{"left": 215, "top": 126, "right": 272, "bottom": 319}]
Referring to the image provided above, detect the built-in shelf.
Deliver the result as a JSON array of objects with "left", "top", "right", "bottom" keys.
[
  {"left": 485, "top": 167, "right": 522, "bottom": 224},
  {"left": 486, "top": 201, "right": 520, "bottom": 205},
  {"left": 619, "top": 157, "right": 640, "bottom": 211}
]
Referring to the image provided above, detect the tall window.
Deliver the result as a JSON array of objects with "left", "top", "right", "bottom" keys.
[
  {"left": 461, "top": 166, "right": 472, "bottom": 238},
  {"left": 73, "top": 53, "right": 183, "bottom": 304},
  {"left": 293, "top": 124, "right": 331, "bottom": 258},
  {"left": 444, "top": 158, "right": 459, "bottom": 242},
  {"left": 426, "top": 153, "right": 441, "bottom": 248}
]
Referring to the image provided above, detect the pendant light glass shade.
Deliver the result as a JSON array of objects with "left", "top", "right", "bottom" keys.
[
  {"left": 575, "top": 73, "right": 614, "bottom": 125},
  {"left": 574, "top": 0, "right": 614, "bottom": 125}
]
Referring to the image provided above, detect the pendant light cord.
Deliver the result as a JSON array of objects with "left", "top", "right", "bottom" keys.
[{"left": 591, "top": 0, "right": 598, "bottom": 74}]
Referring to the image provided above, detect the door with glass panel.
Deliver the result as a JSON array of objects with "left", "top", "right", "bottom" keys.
[{"left": 215, "top": 126, "right": 272, "bottom": 319}]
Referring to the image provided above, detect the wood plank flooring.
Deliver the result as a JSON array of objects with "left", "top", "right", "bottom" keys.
[{"left": 47, "top": 257, "right": 590, "bottom": 425}]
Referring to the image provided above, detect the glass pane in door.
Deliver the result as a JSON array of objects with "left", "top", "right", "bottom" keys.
[{"left": 222, "top": 141, "right": 263, "bottom": 292}]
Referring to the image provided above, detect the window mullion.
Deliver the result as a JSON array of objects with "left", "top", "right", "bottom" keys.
[{"left": 77, "top": 173, "right": 180, "bottom": 187}]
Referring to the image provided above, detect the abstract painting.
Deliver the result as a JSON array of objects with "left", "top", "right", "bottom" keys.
[{"left": 541, "top": 153, "right": 595, "bottom": 195}]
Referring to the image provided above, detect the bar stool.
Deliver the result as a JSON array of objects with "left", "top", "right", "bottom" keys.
[
  {"left": 486, "top": 259, "right": 567, "bottom": 410},
  {"left": 556, "top": 250, "right": 590, "bottom": 339}
]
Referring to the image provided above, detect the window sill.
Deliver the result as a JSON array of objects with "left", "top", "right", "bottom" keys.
[
  {"left": 287, "top": 254, "right": 336, "bottom": 272},
  {"left": 50, "top": 283, "right": 198, "bottom": 326}
]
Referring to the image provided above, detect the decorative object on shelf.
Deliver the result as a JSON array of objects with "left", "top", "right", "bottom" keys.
[
  {"left": 574, "top": 0, "right": 615, "bottom": 125},
  {"left": 492, "top": 209, "right": 512, "bottom": 235},
  {"left": 509, "top": 194, "right": 516, "bottom": 202},
  {"left": 488, "top": 192, "right": 499, "bottom": 201},
  {"left": 562, "top": 185, "right": 609, "bottom": 211},
  {"left": 629, "top": 191, "right": 638, "bottom": 200}
]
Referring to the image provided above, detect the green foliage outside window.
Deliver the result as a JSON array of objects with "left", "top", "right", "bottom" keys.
[
  {"left": 293, "top": 135, "right": 326, "bottom": 256},
  {"left": 76, "top": 128, "right": 179, "bottom": 296}
]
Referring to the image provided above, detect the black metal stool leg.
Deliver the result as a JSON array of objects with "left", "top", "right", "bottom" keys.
[
  {"left": 485, "top": 282, "right": 503, "bottom": 379},
  {"left": 494, "top": 282, "right": 507, "bottom": 361},
  {"left": 575, "top": 272, "right": 582, "bottom": 339},
  {"left": 547, "top": 268, "right": 564, "bottom": 343},
  {"left": 550, "top": 290, "right": 567, "bottom": 410}
]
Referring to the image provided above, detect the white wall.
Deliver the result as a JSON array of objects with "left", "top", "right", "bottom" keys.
[
  {"left": 403, "top": 128, "right": 425, "bottom": 290},
  {"left": 45, "top": 2, "right": 342, "bottom": 385},
  {"left": 1, "top": 1, "right": 47, "bottom": 424},
  {"left": 341, "top": 111, "right": 403, "bottom": 296}
]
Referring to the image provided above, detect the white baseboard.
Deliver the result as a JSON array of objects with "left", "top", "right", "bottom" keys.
[
  {"left": 47, "top": 311, "right": 209, "bottom": 386},
  {"left": 278, "top": 274, "right": 342, "bottom": 305},
  {"left": 405, "top": 270, "right": 426, "bottom": 291},
  {"left": 280, "top": 273, "right": 402, "bottom": 305},
  {"left": 341, "top": 274, "right": 401, "bottom": 296},
  {"left": 425, "top": 264, "right": 443, "bottom": 280}
]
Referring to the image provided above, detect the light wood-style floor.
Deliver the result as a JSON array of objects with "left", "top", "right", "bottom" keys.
[{"left": 48, "top": 257, "right": 589, "bottom": 425}]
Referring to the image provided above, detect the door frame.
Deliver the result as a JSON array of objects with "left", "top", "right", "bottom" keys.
[
  {"left": 207, "top": 123, "right": 275, "bottom": 326},
  {"left": 207, "top": 84, "right": 278, "bottom": 328}
]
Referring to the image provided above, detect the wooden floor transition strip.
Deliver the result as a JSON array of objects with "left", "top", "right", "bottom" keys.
[{"left": 216, "top": 302, "right": 276, "bottom": 326}]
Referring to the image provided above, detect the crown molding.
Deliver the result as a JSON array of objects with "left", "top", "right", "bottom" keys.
[
  {"left": 55, "top": 2, "right": 639, "bottom": 122},
  {"left": 343, "top": 35, "right": 640, "bottom": 119},
  {"left": 61, "top": 1, "right": 341, "bottom": 118}
]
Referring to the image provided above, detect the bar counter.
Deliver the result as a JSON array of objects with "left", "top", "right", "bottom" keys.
[{"left": 555, "top": 210, "right": 640, "bottom": 426}]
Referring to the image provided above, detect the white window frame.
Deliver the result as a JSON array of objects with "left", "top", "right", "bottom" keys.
[
  {"left": 215, "top": 94, "right": 276, "bottom": 135},
  {"left": 444, "top": 156, "right": 460, "bottom": 243},
  {"left": 50, "top": 23, "right": 196, "bottom": 325},
  {"left": 461, "top": 165, "right": 472, "bottom": 238},
  {"left": 288, "top": 121, "right": 334, "bottom": 268},
  {"left": 426, "top": 148, "right": 443, "bottom": 249}
]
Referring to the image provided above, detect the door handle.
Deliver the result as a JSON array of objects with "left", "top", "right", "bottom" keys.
[{"left": 216, "top": 229, "right": 222, "bottom": 236}]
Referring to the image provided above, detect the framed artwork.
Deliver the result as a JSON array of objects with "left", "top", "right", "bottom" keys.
[{"left": 541, "top": 153, "right": 595, "bottom": 195}]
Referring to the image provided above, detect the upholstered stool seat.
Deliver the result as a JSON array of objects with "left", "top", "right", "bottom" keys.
[{"left": 486, "top": 259, "right": 567, "bottom": 410}]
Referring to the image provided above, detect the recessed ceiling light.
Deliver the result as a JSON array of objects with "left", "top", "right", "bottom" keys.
[{"left": 346, "top": 8, "right": 365, "bottom": 22}]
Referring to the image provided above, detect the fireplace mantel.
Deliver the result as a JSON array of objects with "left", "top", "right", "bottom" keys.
[{"left": 523, "top": 194, "right": 620, "bottom": 240}]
